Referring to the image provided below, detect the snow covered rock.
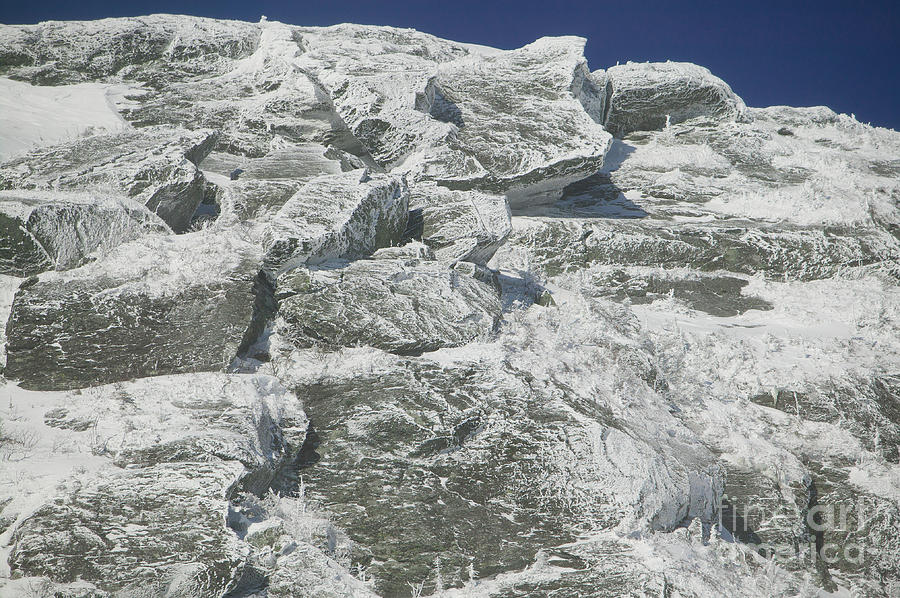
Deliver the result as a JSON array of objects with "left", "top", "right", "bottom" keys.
[
  {"left": 413, "top": 37, "right": 612, "bottom": 205},
  {"left": 2, "top": 373, "right": 308, "bottom": 596},
  {"left": 43, "top": 374, "right": 308, "bottom": 488},
  {"left": 276, "top": 256, "right": 501, "bottom": 355},
  {"left": 9, "top": 461, "right": 249, "bottom": 595},
  {"left": 0, "top": 15, "right": 260, "bottom": 85},
  {"left": 0, "top": 126, "right": 217, "bottom": 232},
  {"left": 262, "top": 170, "right": 408, "bottom": 275},
  {"left": 0, "top": 190, "right": 170, "bottom": 276},
  {"left": 206, "top": 143, "right": 367, "bottom": 223},
  {"left": 3, "top": 229, "right": 270, "bottom": 390},
  {"left": 509, "top": 219, "right": 899, "bottom": 280},
  {"left": 288, "top": 356, "right": 720, "bottom": 595},
  {"left": 593, "top": 61, "right": 746, "bottom": 137},
  {"left": 407, "top": 183, "right": 511, "bottom": 265},
  {"left": 297, "top": 28, "right": 611, "bottom": 205}
]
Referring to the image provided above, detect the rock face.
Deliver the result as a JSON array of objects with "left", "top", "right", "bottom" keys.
[
  {"left": 413, "top": 37, "right": 612, "bottom": 204},
  {"left": 0, "top": 190, "right": 170, "bottom": 276},
  {"left": 296, "top": 27, "right": 611, "bottom": 204},
  {"left": 6, "top": 374, "right": 307, "bottom": 596},
  {"left": 276, "top": 254, "right": 501, "bottom": 355},
  {"left": 408, "top": 183, "right": 511, "bottom": 265},
  {"left": 593, "top": 61, "right": 746, "bottom": 137},
  {"left": 42, "top": 373, "right": 308, "bottom": 483},
  {"left": 10, "top": 461, "right": 249, "bottom": 595},
  {"left": 286, "top": 350, "right": 721, "bottom": 596},
  {"left": 0, "top": 15, "right": 260, "bottom": 85},
  {"left": 0, "top": 13, "right": 899, "bottom": 598},
  {"left": 262, "top": 170, "right": 409, "bottom": 275},
  {"left": 0, "top": 127, "right": 217, "bottom": 231},
  {"left": 4, "top": 230, "right": 269, "bottom": 390}
]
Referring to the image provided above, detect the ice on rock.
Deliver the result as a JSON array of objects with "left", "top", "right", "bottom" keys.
[
  {"left": 0, "top": 15, "right": 260, "bottom": 85},
  {"left": 276, "top": 255, "right": 501, "bottom": 355},
  {"left": 407, "top": 182, "right": 512, "bottom": 265},
  {"left": 296, "top": 28, "right": 612, "bottom": 205},
  {"left": 6, "top": 373, "right": 307, "bottom": 596},
  {"left": 43, "top": 373, "right": 308, "bottom": 488},
  {"left": 1, "top": 12, "right": 900, "bottom": 598},
  {"left": 4, "top": 229, "right": 270, "bottom": 390},
  {"left": 415, "top": 37, "right": 612, "bottom": 206},
  {"left": 593, "top": 61, "right": 746, "bottom": 137},
  {"left": 275, "top": 348, "right": 722, "bottom": 595},
  {"left": 0, "top": 190, "right": 170, "bottom": 277},
  {"left": 0, "top": 126, "right": 218, "bottom": 232},
  {"left": 9, "top": 461, "right": 249, "bottom": 595},
  {"left": 262, "top": 169, "right": 409, "bottom": 275}
]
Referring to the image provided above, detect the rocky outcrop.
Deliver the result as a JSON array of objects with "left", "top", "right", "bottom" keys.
[
  {"left": 592, "top": 61, "right": 745, "bottom": 137},
  {"left": 0, "top": 127, "right": 217, "bottom": 231},
  {"left": 42, "top": 373, "right": 308, "bottom": 486},
  {"left": 276, "top": 253, "right": 501, "bottom": 355},
  {"left": 4, "top": 229, "right": 269, "bottom": 390},
  {"left": 408, "top": 183, "right": 511, "bottom": 265},
  {"left": 286, "top": 356, "right": 721, "bottom": 595},
  {"left": 9, "top": 461, "right": 249, "bottom": 595},
  {"left": 415, "top": 37, "right": 612, "bottom": 205},
  {"left": 7, "top": 374, "right": 307, "bottom": 596},
  {"left": 296, "top": 27, "right": 612, "bottom": 205},
  {"left": 509, "top": 219, "right": 899, "bottom": 280},
  {"left": 0, "top": 190, "right": 170, "bottom": 276},
  {"left": 1, "top": 13, "right": 899, "bottom": 598},
  {"left": 262, "top": 170, "right": 408, "bottom": 275},
  {"left": 0, "top": 15, "right": 260, "bottom": 85}
]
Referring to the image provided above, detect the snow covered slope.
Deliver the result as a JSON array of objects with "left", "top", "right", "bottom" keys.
[{"left": 0, "top": 14, "right": 898, "bottom": 598}]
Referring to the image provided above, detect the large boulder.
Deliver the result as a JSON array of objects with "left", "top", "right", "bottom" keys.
[
  {"left": 415, "top": 37, "right": 612, "bottom": 205},
  {"left": 262, "top": 170, "right": 408, "bottom": 275},
  {"left": 2, "top": 373, "right": 307, "bottom": 596},
  {"left": 9, "top": 461, "right": 249, "bottom": 596},
  {"left": 296, "top": 28, "right": 612, "bottom": 205},
  {"left": 0, "top": 126, "right": 217, "bottom": 232},
  {"left": 593, "top": 61, "right": 746, "bottom": 138},
  {"left": 3, "top": 229, "right": 270, "bottom": 390},
  {"left": 505, "top": 218, "right": 899, "bottom": 280},
  {"left": 408, "top": 183, "right": 511, "bottom": 265},
  {"left": 41, "top": 373, "right": 308, "bottom": 487},
  {"left": 276, "top": 253, "right": 501, "bottom": 355},
  {"left": 0, "top": 190, "right": 170, "bottom": 277},
  {"left": 287, "top": 356, "right": 720, "bottom": 595}
]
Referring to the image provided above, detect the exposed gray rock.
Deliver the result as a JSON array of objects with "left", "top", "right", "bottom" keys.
[
  {"left": 2, "top": 373, "right": 307, "bottom": 597},
  {"left": 508, "top": 219, "right": 899, "bottom": 280},
  {"left": 276, "top": 256, "right": 501, "bottom": 355},
  {"left": 0, "top": 190, "right": 170, "bottom": 277},
  {"left": 0, "top": 127, "right": 217, "bottom": 232},
  {"left": 408, "top": 183, "right": 511, "bottom": 265},
  {"left": 9, "top": 460, "right": 248, "bottom": 595},
  {"left": 262, "top": 170, "right": 408, "bottom": 275},
  {"left": 3, "top": 229, "right": 270, "bottom": 390},
  {"left": 287, "top": 356, "right": 721, "bottom": 595},
  {"left": 593, "top": 61, "right": 746, "bottom": 137}
]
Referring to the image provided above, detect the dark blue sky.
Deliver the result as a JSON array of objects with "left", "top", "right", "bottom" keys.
[{"left": 2, "top": 0, "right": 898, "bottom": 130}]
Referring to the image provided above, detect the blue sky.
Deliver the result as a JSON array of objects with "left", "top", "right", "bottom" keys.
[{"left": 2, "top": 0, "right": 898, "bottom": 130}]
